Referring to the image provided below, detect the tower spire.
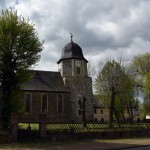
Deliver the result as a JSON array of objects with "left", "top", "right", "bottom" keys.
[{"left": 70, "top": 33, "right": 73, "bottom": 42}]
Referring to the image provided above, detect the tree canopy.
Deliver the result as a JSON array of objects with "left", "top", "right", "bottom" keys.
[
  {"left": 130, "top": 53, "right": 150, "bottom": 75},
  {"left": 0, "top": 9, "right": 43, "bottom": 130}
]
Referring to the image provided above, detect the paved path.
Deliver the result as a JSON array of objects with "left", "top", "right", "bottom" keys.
[
  {"left": 123, "top": 146, "right": 150, "bottom": 150},
  {"left": 0, "top": 138, "right": 149, "bottom": 150}
]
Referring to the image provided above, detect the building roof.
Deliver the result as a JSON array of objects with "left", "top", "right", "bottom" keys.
[
  {"left": 57, "top": 41, "right": 88, "bottom": 63},
  {"left": 22, "top": 70, "right": 70, "bottom": 92}
]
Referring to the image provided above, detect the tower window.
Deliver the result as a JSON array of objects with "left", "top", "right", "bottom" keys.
[
  {"left": 25, "top": 93, "right": 32, "bottom": 113},
  {"left": 41, "top": 94, "right": 48, "bottom": 113},
  {"left": 76, "top": 67, "right": 80, "bottom": 74}
]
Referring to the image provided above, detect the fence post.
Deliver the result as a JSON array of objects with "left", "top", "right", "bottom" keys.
[
  {"left": 39, "top": 114, "right": 47, "bottom": 139},
  {"left": 10, "top": 113, "right": 18, "bottom": 142}
]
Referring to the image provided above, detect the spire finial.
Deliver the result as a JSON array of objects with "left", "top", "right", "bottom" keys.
[{"left": 70, "top": 33, "right": 73, "bottom": 42}]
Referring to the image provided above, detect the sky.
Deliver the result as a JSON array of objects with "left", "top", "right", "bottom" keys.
[{"left": 0, "top": 0, "right": 150, "bottom": 72}]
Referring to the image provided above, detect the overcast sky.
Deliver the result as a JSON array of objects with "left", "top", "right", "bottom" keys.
[{"left": 0, "top": 0, "right": 150, "bottom": 71}]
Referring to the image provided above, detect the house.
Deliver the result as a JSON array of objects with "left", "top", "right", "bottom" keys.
[
  {"left": 93, "top": 96, "right": 141, "bottom": 123},
  {"left": 20, "top": 39, "right": 94, "bottom": 122}
]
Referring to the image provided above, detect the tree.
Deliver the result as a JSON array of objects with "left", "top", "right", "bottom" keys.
[
  {"left": 142, "top": 95, "right": 150, "bottom": 116},
  {"left": 142, "top": 72, "right": 150, "bottom": 116},
  {"left": 95, "top": 59, "right": 135, "bottom": 127},
  {"left": 130, "top": 53, "right": 150, "bottom": 117},
  {"left": 130, "top": 53, "right": 150, "bottom": 75},
  {"left": 72, "top": 77, "right": 88, "bottom": 127},
  {"left": 0, "top": 9, "right": 43, "bottom": 130}
]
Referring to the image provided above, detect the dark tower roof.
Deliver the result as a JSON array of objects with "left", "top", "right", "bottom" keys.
[{"left": 57, "top": 41, "right": 88, "bottom": 64}]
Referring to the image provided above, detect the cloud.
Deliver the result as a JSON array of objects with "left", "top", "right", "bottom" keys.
[{"left": 0, "top": 0, "right": 150, "bottom": 71}]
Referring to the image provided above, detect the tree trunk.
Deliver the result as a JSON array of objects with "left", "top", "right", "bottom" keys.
[
  {"left": 129, "top": 101, "right": 133, "bottom": 122},
  {"left": 114, "top": 108, "right": 121, "bottom": 128},
  {"left": 109, "top": 86, "right": 115, "bottom": 128},
  {"left": 127, "top": 104, "right": 131, "bottom": 121},
  {"left": 0, "top": 76, "right": 12, "bottom": 131}
]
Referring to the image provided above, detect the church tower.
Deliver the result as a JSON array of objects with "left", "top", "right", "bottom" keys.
[{"left": 57, "top": 36, "right": 94, "bottom": 122}]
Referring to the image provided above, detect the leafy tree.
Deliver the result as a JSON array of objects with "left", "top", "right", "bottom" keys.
[
  {"left": 130, "top": 53, "right": 150, "bottom": 75},
  {"left": 95, "top": 60, "right": 135, "bottom": 127},
  {"left": 130, "top": 53, "right": 150, "bottom": 117},
  {"left": 0, "top": 9, "right": 43, "bottom": 130},
  {"left": 142, "top": 72, "right": 150, "bottom": 116}
]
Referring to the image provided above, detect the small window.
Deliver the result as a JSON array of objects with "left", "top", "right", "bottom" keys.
[
  {"left": 58, "top": 95, "right": 63, "bottom": 112},
  {"left": 41, "top": 94, "right": 48, "bottom": 113},
  {"left": 94, "top": 108, "right": 97, "bottom": 114},
  {"left": 25, "top": 93, "right": 32, "bottom": 113},
  {"left": 101, "top": 109, "right": 103, "bottom": 114},
  {"left": 76, "top": 67, "right": 80, "bottom": 74}
]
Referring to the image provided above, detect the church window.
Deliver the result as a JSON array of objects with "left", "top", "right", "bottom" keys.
[
  {"left": 58, "top": 95, "right": 63, "bottom": 112},
  {"left": 77, "top": 96, "right": 82, "bottom": 116},
  {"left": 25, "top": 93, "right": 32, "bottom": 113},
  {"left": 41, "top": 94, "right": 48, "bottom": 113}
]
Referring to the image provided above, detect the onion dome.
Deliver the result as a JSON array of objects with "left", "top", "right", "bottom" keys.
[{"left": 57, "top": 39, "right": 88, "bottom": 64}]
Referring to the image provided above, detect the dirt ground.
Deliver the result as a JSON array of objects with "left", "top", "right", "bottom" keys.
[{"left": 0, "top": 138, "right": 150, "bottom": 150}]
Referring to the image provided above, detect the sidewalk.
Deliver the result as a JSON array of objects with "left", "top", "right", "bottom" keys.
[{"left": 0, "top": 138, "right": 150, "bottom": 150}]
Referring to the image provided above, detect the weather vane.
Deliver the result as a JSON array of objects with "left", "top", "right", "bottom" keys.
[{"left": 70, "top": 33, "right": 73, "bottom": 41}]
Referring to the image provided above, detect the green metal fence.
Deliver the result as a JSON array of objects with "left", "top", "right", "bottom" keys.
[{"left": 18, "top": 122, "right": 150, "bottom": 133}]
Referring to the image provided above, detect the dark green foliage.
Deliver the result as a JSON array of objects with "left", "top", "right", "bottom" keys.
[{"left": 0, "top": 9, "right": 43, "bottom": 130}]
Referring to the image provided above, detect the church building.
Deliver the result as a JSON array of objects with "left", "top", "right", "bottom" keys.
[{"left": 21, "top": 38, "right": 94, "bottom": 122}]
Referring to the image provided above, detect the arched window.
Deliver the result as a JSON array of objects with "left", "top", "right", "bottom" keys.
[
  {"left": 58, "top": 95, "right": 63, "bottom": 112},
  {"left": 41, "top": 94, "right": 48, "bottom": 113},
  {"left": 25, "top": 93, "right": 32, "bottom": 113}
]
